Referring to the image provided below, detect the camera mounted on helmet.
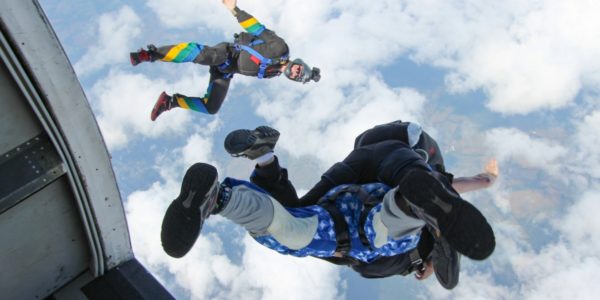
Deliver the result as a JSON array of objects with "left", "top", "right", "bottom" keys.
[{"left": 284, "top": 58, "right": 321, "bottom": 84}]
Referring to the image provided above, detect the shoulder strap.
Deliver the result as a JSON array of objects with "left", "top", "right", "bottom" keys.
[
  {"left": 235, "top": 44, "right": 271, "bottom": 79},
  {"left": 317, "top": 184, "right": 361, "bottom": 256},
  {"left": 234, "top": 41, "right": 288, "bottom": 79}
]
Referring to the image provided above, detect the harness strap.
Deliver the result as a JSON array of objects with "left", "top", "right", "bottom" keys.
[
  {"left": 317, "top": 185, "right": 362, "bottom": 255},
  {"left": 226, "top": 39, "right": 288, "bottom": 79},
  {"left": 318, "top": 184, "right": 388, "bottom": 255},
  {"left": 401, "top": 248, "right": 425, "bottom": 275},
  {"left": 217, "top": 58, "right": 234, "bottom": 79},
  {"left": 356, "top": 188, "right": 381, "bottom": 248},
  {"left": 248, "top": 39, "right": 265, "bottom": 47},
  {"left": 319, "top": 201, "right": 351, "bottom": 255},
  {"left": 237, "top": 44, "right": 271, "bottom": 79}
]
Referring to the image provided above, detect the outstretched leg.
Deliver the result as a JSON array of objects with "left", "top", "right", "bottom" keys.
[
  {"left": 370, "top": 183, "right": 460, "bottom": 289},
  {"left": 397, "top": 168, "right": 495, "bottom": 260},
  {"left": 150, "top": 67, "right": 231, "bottom": 120},
  {"left": 161, "top": 162, "right": 321, "bottom": 258},
  {"left": 224, "top": 125, "right": 280, "bottom": 160},
  {"left": 131, "top": 42, "right": 231, "bottom": 66},
  {"left": 161, "top": 163, "right": 220, "bottom": 258},
  {"left": 223, "top": 126, "right": 309, "bottom": 207}
]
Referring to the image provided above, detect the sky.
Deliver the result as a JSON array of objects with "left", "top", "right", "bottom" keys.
[{"left": 40, "top": 0, "right": 600, "bottom": 299}]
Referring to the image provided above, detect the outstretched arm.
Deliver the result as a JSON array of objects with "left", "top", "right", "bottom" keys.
[
  {"left": 222, "top": 0, "right": 237, "bottom": 13},
  {"left": 223, "top": 0, "right": 266, "bottom": 36},
  {"left": 452, "top": 159, "right": 498, "bottom": 193}
]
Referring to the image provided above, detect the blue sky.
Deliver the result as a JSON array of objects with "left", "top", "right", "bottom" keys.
[{"left": 41, "top": 0, "right": 600, "bottom": 299}]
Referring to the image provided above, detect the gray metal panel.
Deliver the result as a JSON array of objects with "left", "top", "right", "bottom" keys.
[
  {"left": 0, "top": 0, "right": 133, "bottom": 272},
  {"left": 0, "top": 59, "right": 42, "bottom": 155},
  {"left": 0, "top": 134, "right": 67, "bottom": 213},
  {"left": 0, "top": 177, "right": 90, "bottom": 299}
]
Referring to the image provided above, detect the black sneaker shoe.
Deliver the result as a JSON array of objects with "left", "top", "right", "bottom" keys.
[
  {"left": 224, "top": 126, "right": 280, "bottom": 160},
  {"left": 397, "top": 168, "right": 495, "bottom": 260},
  {"left": 431, "top": 234, "right": 461, "bottom": 289},
  {"left": 161, "top": 163, "right": 219, "bottom": 258},
  {"left": 151, "top": 92, "right": 172, "bottom": 121}
]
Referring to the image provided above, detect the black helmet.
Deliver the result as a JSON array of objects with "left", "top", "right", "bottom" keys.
[{"left": 283, "top": 58, "right": 321, "bottom": 83}]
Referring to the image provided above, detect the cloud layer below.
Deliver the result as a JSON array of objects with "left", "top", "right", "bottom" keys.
[{"left": 56, "top": 0, "right": 600, "bottom": 299}]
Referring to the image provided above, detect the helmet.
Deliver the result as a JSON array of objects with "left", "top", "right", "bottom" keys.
[{"left": 283, "top": 58, "right": 321, "bottom": 83}]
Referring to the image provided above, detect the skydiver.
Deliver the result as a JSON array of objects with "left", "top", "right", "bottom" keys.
[
  {"left": 130, "top": 0, "right": 321, "bottom": 121},
  {"left": 159, "top": 122, "right": 498, "bottom": 289}
]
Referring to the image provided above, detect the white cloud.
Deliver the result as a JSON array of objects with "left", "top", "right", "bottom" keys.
[
  {"left": 126, "top": 133, "right": 343, "bottom": 299},
  {"left": 145, "top": 0, "right": 239, "bottom": 35},
  {"left": 222, "top": 236, "right": 343, "bottom": 300},
  {"left": 558, "top": 189, "right": 600, "bottom": 256},
  {"left": 181, "top": 130, "right": 222, "bottom": 168},
  {"left": 74, "top": 6, "right": 141, "bottom": 76},
  {"left": 303, "top": 1, "right": 600, "bottom": 115},
  {"left": 90, "top": 69, "right": 215, "bottom": 150},
  {"left": 146, "top": 0, "right": 600, "bottom": 115},
  {"left": 389, "top": 0, "right": 600, "bottom": 114},
  {"left": 485, "top": 127, "right": 568, "bottom": 177},
  {"left": 510, "top": 189, "right": 600, "bottom": 300},
  {"left": 252, "top": 75, "right": 426, "bottom": 165},
  {"left": 572, "top": 109, "right": 600, "bottom": 178},
  {"left": 66, "top": 0, "right": 600, "bottom": 298},
  {"left": 428, "top": 271, "right": 514, "bottom": 300}
]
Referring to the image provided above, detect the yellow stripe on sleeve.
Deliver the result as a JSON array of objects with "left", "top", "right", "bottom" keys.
[
  {"left": 239, "top": 17, "right": 258, "bottom": 29},
  {"left": 176, "top": 96, "right": 190, "bottom": 109},
  {"left": 163, "top": 43, "right": 189, "bottom": 62}
]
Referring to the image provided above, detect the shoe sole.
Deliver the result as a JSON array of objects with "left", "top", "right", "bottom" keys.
[
  {"left": 432, "top": 235, "right": 460, "bottom": 289},
  {"left": 398, "top": 169, "right": 495, "bottom": 260},
  {"left": 130, "top": 52, "right": 140, "bottom": 66},
  {"left": 161, "top": 163, "right": 217, "bottom": 258},
  {"left": 224, "top": 126, "right": 280, "bottom": 159}
]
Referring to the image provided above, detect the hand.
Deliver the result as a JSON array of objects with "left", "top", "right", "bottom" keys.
[
  {"left": 484, "top": 159, "right": 499, "bottom": 178},
  {"left": 222, "top": 0, "right": 237, "bottom": 12},
  {"left": 415, "top": 260, "right": 434, "bottom": 281}
]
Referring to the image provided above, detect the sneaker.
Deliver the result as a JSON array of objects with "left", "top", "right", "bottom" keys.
[
  {"left": 224, "top": 126, "right": 280, "bottom": 160},
  {"left": 397, "top": 168, "right": 495, "bottom": 260},
  {"left": 151, "top": 92, "right": 172, "bottom": 121},
  {"left": 130, "top": 48, "right": 154, "bottom": 66},
  {"left": 160, "top": 163, "right": 219, "bottom": 258},
  {"left": 431, "top": 234, "right": 461, "bottom": 289}
]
